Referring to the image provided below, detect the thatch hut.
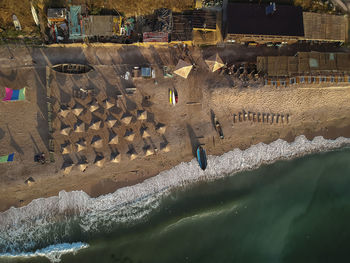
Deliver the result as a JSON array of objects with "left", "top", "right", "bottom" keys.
[
  {"left": 205, "top": 53, "right": 224, "bottom": 72},
  {"left": 108, "top": 132, "right": 119, "bottom": 145},
  {"left": 155, "top": 123, "right": 166, "bottom": 134},
  {"left": 91, "top": 135, "right": 103, "bottom": 148},
  {"left": 103, "top": 99, "right": 115, "bottom": 110},
  {"left": 62, "top": 162, "right": 74, "bottom": 175},
  {"left": 174, "top": 59, "right": 193, "bottom": 79},
  {"left": 94, "top": 154, "right": 106, "bottom": 168},
  {"left": 110, "top": 151, "right": 121, "bottom": 163},
  {"left": 74, "top": 120, "right": 85, "bottom": 133},
  {"left": 124, "top": 129, "right": 135, "bottom": 142},
  {"left": 106, "top": 114, "right": 118, "bottom": 128},
  {"left": 89, "top": 119, "right": 101, "bottom": 130},
  {"left": 141, "top": 127, "right": 150, "bottom": 138},
  {"left": 60, "top": 124, "right": 71, "bottom": 136},
  {"left": 127, "top": 148, "right": 138, "bottom": 161},
  {"left": 160, "top": 142, "right": 170, "bottom": 152},
  {"left": 72, "top": 103, "right": 84, "bottom": 116},
  {"left": 76, "top": 138, "right": 87, "bottom": 152},
  {"left": 61, "top": 142, "right": 72, "bottom": 154},
  {"left": 137, "top": 110, "right": 147, "bottom": 121},
  {"left": 88, "top": 100, "right": 99, "bottom": 112},
  {"left": 121, "top": 113, "right": 133, "bottom": 125}
]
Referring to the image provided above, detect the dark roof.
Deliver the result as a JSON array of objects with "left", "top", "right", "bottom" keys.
[
  {"left": 171, "top": 11, "right": 193, "bottom": 41},
  {"left": 192, "top": 10, "right": 217, "bottom": 30},
  {"left": 226, "top": 3, "right": 304, "bottom": 37}
]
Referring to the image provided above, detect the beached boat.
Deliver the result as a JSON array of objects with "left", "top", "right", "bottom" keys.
[
  {"left": 12, "top": 15, "right": 22, "bottom": 31},
  {"left": 196, "top": 146, "right": 207, "bottom": 170},
  {"left": 52, "top": 64, "right": 93, "bottom": 74},
  {"left": 31, "top": 2, "right": 39, "bottom": 26}
]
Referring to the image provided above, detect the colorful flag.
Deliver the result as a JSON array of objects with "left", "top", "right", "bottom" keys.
[
  {"left": 0, "top": 153, "right": 14, "bottom": 163},
  {"left": 2, "top": 87, "right": 26, "bottom": 101}
]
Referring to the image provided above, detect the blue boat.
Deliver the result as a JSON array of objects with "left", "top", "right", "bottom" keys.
[{"left": 196, "top": 146, "right": 207, "bottom": 170}]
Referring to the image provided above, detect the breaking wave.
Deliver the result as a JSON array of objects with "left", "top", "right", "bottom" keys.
[{"left": 0, "top": 135, "right": 350, "bottom": 261}]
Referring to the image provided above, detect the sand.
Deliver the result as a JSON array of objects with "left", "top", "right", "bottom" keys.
[{"left": 0, "top": 44, "right": 350, "bottom": 212}]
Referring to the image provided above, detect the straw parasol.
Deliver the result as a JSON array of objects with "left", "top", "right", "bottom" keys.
[
  {"left": 77, "top": 163, "right": 88, "bottom": 172},
  {"left": 205, "top": 53, "right": 224, "bottom": 72},
  {"left": 72, "top": 103, "right": 84, "bottom": 116},
  {"left": 155, "top": 123, "right": 166, "bottom": 134},
  {"left": 106, "top": 114, "right": 117, "bottom": 128},
  {"left": 58, "top": 105, "right": 70, "bottom": 118},
  {"left": 61, "top": 142, "right": 72, "bottom": 154},
  {"left": 91, "top": 135, "right": 103, "bottom": 148},
  {"left": 94, "top": 154, "right": 106, "bottom": 168},
  {"left": 89, "top": 119, "right": 101, "bottom": 130},
  {"left": 75, "top": 138, "right": 87, "bottom": 152},
  {"left": 160, "top": 142, "right": 170, "bottom": 152},
  {"left": 137, "top": 110, "right": 147, "bottom": 121},
  {"left": 88, "top": 100, "right": 99, "bottom": 112},
  {"left": 121, "top": 113, "right": 133, "bottom": 125},
  {"left": 60, "top": 124, "right": 71, "bottom": 136},
  {"left": 24, "top": 177, "right": 35, "bottom": 186},
  {"left": 127, "top": 148, "right": 138, "bottom": 161},
  {"left": 103, "top": 99, "right": 115, "bottom": 110},
  {"left": 124, "top": 129, "right": 135, "bottom": 142},
  {"left": 144, "top": 147, "right": 154, "bottom": 156},
  {"left": 108, "top": 132, "right": 119, "bottom": 145},
  {"left": 74, "top": 120, "right": 85, "bottom": 133},
  {"left": 62, "top": 162, "right": 74, "bottom": 175},
  {"left": 141, "top": 127, "right": 150, "bottom": 138},
  {"left": 174, "top": 59, "right": 193, "bottom": 79},
  {"left": 110, "top": 151, "right": 121, "bottom": 163}
]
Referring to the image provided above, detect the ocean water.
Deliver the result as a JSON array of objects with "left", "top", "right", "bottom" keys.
[{"left": 1, "top": 136, "right": 350, "bottom": 263}]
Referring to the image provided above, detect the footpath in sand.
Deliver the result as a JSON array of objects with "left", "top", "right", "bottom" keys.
[{"left": 0, "top": 45, "right": 350, "bottom": 212}]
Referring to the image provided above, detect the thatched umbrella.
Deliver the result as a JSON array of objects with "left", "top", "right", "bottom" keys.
[
  {"left": 88, "top": 100, "right": 99, "bottom": 112},
  {"left": 89, "top": 119, "right": 101, "bottom": 130},
  {"left": 205, "top": 53, "right": 224, "bottom": 72},
  {"left": 145, "top": 148, "right": 155, "bottom": 156},
  {"left": 121, "top": 113, "right": 133, "bottom": 125},
  {"left": 141, "top": 127, "right": 150, "bottom": 138},
  {"left": 74, "top": 120, "right": 85, "bottom": 133},
  {"left": 24, "top": 177, "right": 35, "bottom": 186},
  {"left": 155, "top": 123, "right": 166, "bottom": 134},
  {"left": 94, "top": 154, "right": 106, "bottom": 168},
  {"left": 137, "top": 110, "right": 147, "bottom": 121},
  {"left": 62, "top": 162, "right": 74, "bottom": 175},
  {"left": 160, "top": 142, "right": 170, "bottom": 153},
  {"left": 127, "top": 148, "right": 138, "bottom": 161},
  {"left": 72, "top": 103, "right": 84, "bottom": 116},
  {"left": 106, "top": 114, "right": 117, "bottom": 128},
  {"left": 60, "top": 124, "right": 71, "bottom": 136},
  {"left": 103, "top": 99, "right": 115, "bottom": 110},
  {"left": 110, "top": 151, "right": 121, "bottom": 163},
  {"left": 76, "top": 138, "right": 87, "bottom": 152},
  {"left": 77, "top": 159, "right": 88, "bottom": 172},
  {"left": 174, "top": 59, "right": 193, "bottom": 79},
  {"left": 124, "top": 129, "right": 135, "bottom": 142},
  {"left": 108, "top": 132, "right": 119, "bottom": 145},
  {"left": 61, "top": 142, "right": 72, "bottom": 154},
  {"left": 58, "top": 105, "right": 70, "bottom": 118},
  {"left": 91, "top": 135, "right": 103, "bottom": 148}
]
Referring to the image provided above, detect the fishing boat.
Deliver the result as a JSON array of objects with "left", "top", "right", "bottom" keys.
[
  {"left": 52, "top": 64, "right": 93, "bottom": 74},
  {"left": 196, "top": 146, "right": 207, "bottom": 170},
  {"left": 12, "top": 14, "right": 22, "bottom": 31}
]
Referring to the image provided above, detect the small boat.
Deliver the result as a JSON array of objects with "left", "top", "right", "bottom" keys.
[
  {"left": 169, "top": 89, "right": 172, "bottom": 104},
  {"left": 31, "top": 2, "right": 39, "bottom": 26},
  {"left": 174, "top": 88, "right": 178, "bottom": 104},
  {"left": 13, "top": 14, "right": 22, "bottom": 31},
  {"left": 196, "top": 146, "right": 207, "bottom": 170},
  {"left": 52, "top": 64, "right": 93, "bottom": 74},
  {"left": 214, "top": 117, "right": 224, "bottom": 139}
]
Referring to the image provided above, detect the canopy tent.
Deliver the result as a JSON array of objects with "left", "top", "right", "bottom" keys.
[
  {"left": 91, "top": 135, "right": 103, "bottom": 148},
  {"left": 141, "top": 127, "right": 150, "bottom": 138},
  {"left": 106, "top": 115, "right": 117, "bottom": 128},
  {"left": 76, "top": 139, "right": 87, "bottom": 152},
  {"left": 89, "top": 119, "right": 101, "bottom": 130},
  {"left": 155, "top": 123, "right": 166, "bottom": 134},
  {"left": 108, "top": 132, "right": 119, "bottom": 145},
  {"left": 124, "top": 129, "right": 135, "bottom": 142},
  {"left": 60, "top": 124, "right": 71, "bottom": 136},
  {"left": 137, "top": 110, "right": 147, "bottom": 121},
  {"left": 121, "top": 113, "right": 133, "bottom": 125},
  {"left": 2, "top": 87, "right": 26, "bottom": 101},
  {"left": 58, "top": 105, "right": 70, "bottom": 118},
  {"left": 0, "top": 153, "right": 14, "bottom": 163},
  {"left": 72, "top": 103, "right": 84, "bottom": 116},
  {"left": 110, "top": 152, "right": 121, "bottom": 163},
  {"left": 88, "top": 100, "right": 99, "bottom": 112},
  {"left": 94, "top": 154, "right": 106, "bottom": 167},
  {"left": 61, "top": 142, "right": 72, "bottom": 154},
  {"left": 174, "top": 59, "right": 193, "bottom": 79},
  {"left": 74, "top": 120, "right": 85, "bottom": 133},
  {"left": 205, "top": 53, "right": 224, "bottom": 72},
  {"left": 103, "top": 99, "right": 115, "bottom": 110}
]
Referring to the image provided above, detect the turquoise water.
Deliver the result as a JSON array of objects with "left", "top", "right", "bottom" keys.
[
  {"left": 60, "top": 148, "right": 350, "bottom": 263},
  {"left": 2, "top": 147, "right": 350, "bottom": 263}
]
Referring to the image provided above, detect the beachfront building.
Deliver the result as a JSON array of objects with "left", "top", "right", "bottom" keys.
[
  {"left": 83, "top": 15, "right": 121, "bottom": 38},
  {"left": 225, "top": 3, "right": 348, "bottom": 44},
  {"left": 257, "top": 52, "right": 350, "bottom": 86}
]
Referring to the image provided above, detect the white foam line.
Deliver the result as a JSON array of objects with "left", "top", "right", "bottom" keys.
[
  {"left": 0, "top": 242, "right": 89, "bottom": 263},
  {"left": 0, "top": 135, "right": 349, "bottom": 255}
]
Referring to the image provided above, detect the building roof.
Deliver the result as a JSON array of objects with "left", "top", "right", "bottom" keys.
[
  {"left": 83, "top": 15, "right": 118, "bottom": 37},
  {"left": 226, "top": 3, "right": 304, "bottom": 37}
]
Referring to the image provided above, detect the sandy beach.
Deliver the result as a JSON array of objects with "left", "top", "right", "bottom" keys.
[{"left": 0, "top": 44, "right": 350, "bottom": 212}]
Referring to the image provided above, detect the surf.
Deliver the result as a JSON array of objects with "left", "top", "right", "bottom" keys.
[{"left": 0, "top": 135, "right": 349, "bottom": 258}]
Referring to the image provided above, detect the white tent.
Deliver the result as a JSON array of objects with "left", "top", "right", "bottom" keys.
[
  {"left": 205, "top": 53, "right": 225, "bottom": 72},
  {"left": 174, "top": 59, "right": 193, "bottom": 79}
]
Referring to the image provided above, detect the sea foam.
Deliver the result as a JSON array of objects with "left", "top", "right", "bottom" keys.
[{"left": 0, "top": 135, "right": 349, "bottom": 260}]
